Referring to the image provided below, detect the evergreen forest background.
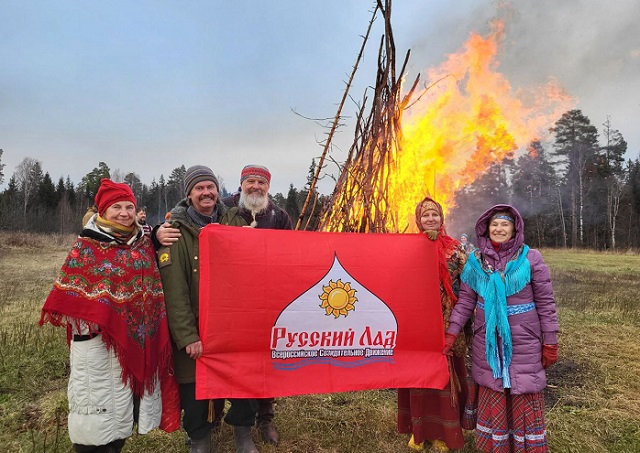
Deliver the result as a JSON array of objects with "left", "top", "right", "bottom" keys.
[{"left": 1, "top": 109, "right": 639, "bottom": 250}]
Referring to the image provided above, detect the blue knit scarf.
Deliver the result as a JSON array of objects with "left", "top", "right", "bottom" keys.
[{"left": 461, "top": 245, "right": 530, "bottom": 388}]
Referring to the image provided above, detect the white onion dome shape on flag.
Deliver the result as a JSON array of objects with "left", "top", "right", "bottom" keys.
[{"left": 271, "top": 254, "right": 398, "bottom": 365}]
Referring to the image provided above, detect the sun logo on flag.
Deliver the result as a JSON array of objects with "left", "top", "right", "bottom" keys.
[{"left": 319, "top": 279, "right": 357, "bottom": 318}]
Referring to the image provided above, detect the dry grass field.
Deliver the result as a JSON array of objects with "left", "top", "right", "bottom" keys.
[{"left": 0, "top": 232, "right": 638, "bottom": 452}]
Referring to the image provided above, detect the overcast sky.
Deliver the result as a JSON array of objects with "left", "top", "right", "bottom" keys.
[{"left": 1, "top": 0, "right": 639, "bottom": 195}]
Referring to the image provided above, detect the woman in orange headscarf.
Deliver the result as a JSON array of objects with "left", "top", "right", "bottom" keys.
[{"left": 397, "top": 196, "right": 471, "bottom": 453}]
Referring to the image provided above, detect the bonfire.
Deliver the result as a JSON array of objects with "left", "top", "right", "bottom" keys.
[{"left": 297, "top": 0, "right": 573, "bottom": 234}]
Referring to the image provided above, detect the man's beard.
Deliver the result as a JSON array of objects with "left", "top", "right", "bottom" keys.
[{"left": 239, "top": 190, "right": 268, "bottom": 213}]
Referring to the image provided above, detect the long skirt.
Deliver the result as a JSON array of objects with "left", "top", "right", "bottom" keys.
[
  {"left": 397, "top": 355, "right": 469, "bottom": 449},
  {"left": 475, "top": 386, "right": 548, "bottom": 453}
]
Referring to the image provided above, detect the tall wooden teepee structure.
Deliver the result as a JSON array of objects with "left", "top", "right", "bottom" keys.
[{"left": 296, "top": 0, "right": 420, "bottom": 233}]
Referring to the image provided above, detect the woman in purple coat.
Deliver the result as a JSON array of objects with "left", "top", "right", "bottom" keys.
[{"left": 443, "top": 205, "right": 559, "bottom": 453}]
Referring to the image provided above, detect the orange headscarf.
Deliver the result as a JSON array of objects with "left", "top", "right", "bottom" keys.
[{"left": 415, "top": 196, "right": 459, "bottom": 304}]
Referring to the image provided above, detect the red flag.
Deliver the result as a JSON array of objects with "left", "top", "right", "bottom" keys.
[{"left": 196, "top": 224, "right": 448, "bottom": 399}]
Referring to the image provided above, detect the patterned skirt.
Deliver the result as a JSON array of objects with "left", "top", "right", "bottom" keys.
[
  {"left": 397, "top": 355, "right": 469, "bottom": 449},
  {"left": 475, "top": 386, "right": 548, "bottom": 453}
]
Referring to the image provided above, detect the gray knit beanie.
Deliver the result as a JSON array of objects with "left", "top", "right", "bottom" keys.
[{"left": 184, "top": 165, "right": 219, "bottom": 196}]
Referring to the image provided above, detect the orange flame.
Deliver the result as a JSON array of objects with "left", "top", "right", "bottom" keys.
[{"left": 390, "top": 19, "right": 575, "bottom": 232}]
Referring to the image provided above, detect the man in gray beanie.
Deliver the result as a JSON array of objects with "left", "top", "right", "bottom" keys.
[
  {"left": 183, "top": 165, "right": 220, "bottom": 199},
  {"left": 157, "top": 165, "right": 260, "bottom": 453}
]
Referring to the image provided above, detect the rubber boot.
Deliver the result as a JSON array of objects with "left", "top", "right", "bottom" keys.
[
  {"left": 408, "top": 434, "right": 425, "bottom": 451},
  {"left": 233, "top": 426, "right": 259, "bottom": 453},
  {"left": 190, "top": 435, "right": 212, "bottom": 453},
  {"left": 258, "top": 422, "right": 279, "bottom": 445},
  {"left": 256, "top": 398, "right": 279, "bottom": 445},
  {"left": 432, "top": 439, "right": 450, "bottom": 453}
]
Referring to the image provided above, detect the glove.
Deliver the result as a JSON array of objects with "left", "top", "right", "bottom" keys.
[
  {"left": 541, "top": 344, "right": 558, "bottom": 369},
  {"left": 442, "top": 333, "right": 457, "bottom": 356}
]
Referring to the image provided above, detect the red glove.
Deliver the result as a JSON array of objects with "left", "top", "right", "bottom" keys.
[
  {"left": 542, "top": 344, "right": 558, "bottom": 369},
  {"left": 442, "top": 333, "right": 457, "bottom": 356}
]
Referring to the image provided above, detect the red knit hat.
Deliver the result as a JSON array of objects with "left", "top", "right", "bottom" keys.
[
  {"left": 95, "top": 179, "right": 137, "bottom": 215},
  {"left": 240, "top": 164, "right": 271, "bottom": 184}
]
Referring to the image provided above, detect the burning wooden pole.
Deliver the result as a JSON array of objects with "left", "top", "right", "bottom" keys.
[
  {"left": 299, "top": 0, "right": 420, "bottom": 233},
  {"left": 294, "top": 4, "right": 379, "bottom": 231}
]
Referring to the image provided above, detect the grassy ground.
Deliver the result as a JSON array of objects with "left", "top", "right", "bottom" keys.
[{"left": 0, "top": 233, "right": 638, "bottom": 452}]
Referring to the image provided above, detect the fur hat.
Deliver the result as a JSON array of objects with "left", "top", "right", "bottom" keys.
[
  {"left": 184, "top": 165, "right": 219, "bottom": 196},
  {"left": 95, "top": 179, "right": 136, "bottom": 216},
  {"left": 240, "top": 164, "right": 271, "bottom": 184}
]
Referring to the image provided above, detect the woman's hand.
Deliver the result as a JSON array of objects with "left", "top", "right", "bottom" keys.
[
  {"left": 542, "top": 344, "right": 558, "bottom": 368},
  {"left": 442, "top": 333, "right": 457, "bottom": 356}
]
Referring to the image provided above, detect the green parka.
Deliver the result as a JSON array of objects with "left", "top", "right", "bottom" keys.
[{"left": 158, "top": 198, "right": 244, "bottom": 383}]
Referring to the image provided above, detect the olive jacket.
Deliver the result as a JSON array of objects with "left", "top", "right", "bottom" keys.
[{"left": 158, "top": 198, "right": 244, "bottom": 383}]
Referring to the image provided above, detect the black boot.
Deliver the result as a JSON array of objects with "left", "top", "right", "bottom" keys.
[
  {"left": 258, "top": 422, "right": 279, "bottom": 445},
  {"left": 256, "top": 398, "right": 279, "bottom": 445},
  {"left": 233, "top": 426, "right": 259, "bottom": 453},
  {"left": 189, "top": 435, "right": 212, "bottom": 453}
]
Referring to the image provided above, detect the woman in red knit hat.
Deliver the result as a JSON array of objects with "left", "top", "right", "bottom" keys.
[{"left": 40, "top": 179, "right": 174, "bottom": 453}]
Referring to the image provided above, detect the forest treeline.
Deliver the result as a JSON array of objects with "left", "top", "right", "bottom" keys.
[{"left": 1, "top": 109, "right": 639, "bottom": 250}]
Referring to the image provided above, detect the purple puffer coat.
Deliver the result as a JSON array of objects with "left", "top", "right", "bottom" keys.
[{"left": 447, "top": 204, "right": 559, "bottom": 394}]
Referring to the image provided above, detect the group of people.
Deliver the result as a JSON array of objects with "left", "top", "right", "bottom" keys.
[
  {"left": 400, "top": 197, "right": 559, "bottom": 453},
  {"left": 40, "top": 164, "right": 290, "bottom": 453},
  {"left": 153, "top": 164, "right": 290, "bottom": 453},
  {"left": 39, "top": 164, "right": 559, "bottom": 453}
]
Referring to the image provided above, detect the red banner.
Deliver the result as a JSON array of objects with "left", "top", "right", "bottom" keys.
[{"left": 196, "top": 224, "right": 448, "bottom": 399}]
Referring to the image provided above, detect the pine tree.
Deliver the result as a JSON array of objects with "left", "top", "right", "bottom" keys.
[
  {"left": 65, "top": 177, "right": 77, "bottom": 208},
  {"left": 78, "top": 162, "right": 111, "bottom": 207},
  {"left": 37, "top": 173, "right": 57, "bottom": 209},
  {"left": 593, "top": 118, "right": 628, "bottom": 249},
  {"left": 512, "top": 141, "right": 560, "bottom": 247},
  {"left": 551, "top": 109, "right": 599, "bottom": 247},
  {"left": 0, "top": 148, "right": 5, "bottom": 185},
  {"left": 285, "top": 184, "right": 300, "bottom": 222},
  {"left": 167, "top": 165, "right": 186, "bottom": 208},
  {"left": 14, "top": 157, "right": 44, "bottom": 227},
  {"left": 0, "top": 176, "right": 19, "bottom": 229},
  {"left": 124, "top": 172, "right": 143, "bottom": 200}
]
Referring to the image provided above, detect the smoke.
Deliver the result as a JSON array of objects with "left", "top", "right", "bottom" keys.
[{"left": 407, "top": 0, "right": 640, "bottom": 156}]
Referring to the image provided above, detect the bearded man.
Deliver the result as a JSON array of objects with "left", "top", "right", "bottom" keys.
[
  {"left": 136, "top": 206, "right": 152, "bottom": 236},
  {"left": 221, "top": 164, "right": 292, "bottom": 231},
  {"left": 155, "top": 164, "right": 291, "bottom": 450},
  {"left": 220, "top": 165, "right": 292, "bottom": 446}
]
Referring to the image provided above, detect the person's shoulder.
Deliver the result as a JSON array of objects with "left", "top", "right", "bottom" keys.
[
  {"left": 524, "top": 244, "right": 540, "bottom": 256},
  {"left": 221, "top": 206, "right": 247, "bottom": 226},
  {"left": 222, "top": 206, "right": 240, "bottom": 219},
  {"left": 524, "top": 246, "right": 550, "bottom": 269},
  {"left": 526, "top": 245, "right": 544, "bottom": 257},
  {"left": 270, "top": 203, "right": 293, "bottom": 228},
  {"left": 221, "top": 193, "right": 239, "bottom": 208},
  {"left": 168, "top": 199, "right": 189, "bottom": 220}
]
